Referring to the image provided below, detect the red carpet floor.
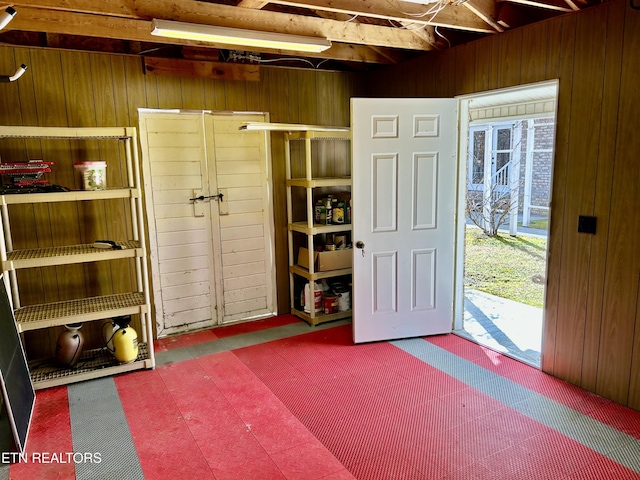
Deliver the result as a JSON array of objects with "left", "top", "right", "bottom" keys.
[{"left": 6, "top": 315, "right": 640, "bottom": 479}]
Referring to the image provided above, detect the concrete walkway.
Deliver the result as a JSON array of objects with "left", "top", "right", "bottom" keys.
[
  {"left": 459, "top": 215, "right": 547, "bottom": 366},
  {"left": 466, "top": 213, "right": 548, "bottom": 238},
  {"left": 455, "top": 289, "right": 543, "bottom": 367}
]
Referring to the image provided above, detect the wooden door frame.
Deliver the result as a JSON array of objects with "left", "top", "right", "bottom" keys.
[{"left": 452, "top": 80, "right": 559, "bottom": 340}]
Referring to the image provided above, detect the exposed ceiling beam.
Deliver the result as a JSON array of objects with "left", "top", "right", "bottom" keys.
[
  {"left": 498, "top": 0, "right": 573, "bottom": 12},
  {"left": 398, "top": 21, "right": 440, "bottom": 50},
  {"left": 7, "top": 7, "right": 403, "bottom": 62},
  {"left": 10, "top": 0, "right": 435, "bottom": 50},
  {"left": 562, "top": 0, "right": 581, "bottom": 10},
  {"left": 303, "top": 8, "right": 417, "bottom": 63},
  {"left": 143, "top": 57, "right": 260, "bottom": 81},
  {"left": 263, "top": 0, "right": 496, "bottom": 33},
  {"left": 497, "top": 2, "right": 532, "bottom": 28},
  {"left": 236, "top": 0, "right": 270, "bottom": 7},
  {"left": 461, "top": 0, "right": 504, "bottom": 32}
]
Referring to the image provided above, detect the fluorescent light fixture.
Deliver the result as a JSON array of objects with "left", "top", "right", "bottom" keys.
[
  {"left": 150, "top": 19, "right": 331, "bottom": 53},
  {"left": 0, "top": 7, "right": 16, "bottom": 31}
]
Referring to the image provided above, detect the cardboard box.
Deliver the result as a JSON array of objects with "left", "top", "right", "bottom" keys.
[{"left": 297, "top": 247, "right": 352, "bottom": 271}]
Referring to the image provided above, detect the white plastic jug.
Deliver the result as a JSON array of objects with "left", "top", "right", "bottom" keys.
[{"left": 303, "top": 281, "right": 323, "bottom": 313}]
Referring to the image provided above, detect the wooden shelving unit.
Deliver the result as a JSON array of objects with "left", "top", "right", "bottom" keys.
[
  {"left": 284, "top": 128, "right": 353, "bottom": 326},
  {"left": 0, "top": 125, "right": 154, "bottom": 390}
]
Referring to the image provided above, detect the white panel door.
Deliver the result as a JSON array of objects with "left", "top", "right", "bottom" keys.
[
  {"left": 351, "top": 98, "right": 458, "bottom": 343},
  {"left": 139, "top": 111, "right": 219, "bottom": 336}
]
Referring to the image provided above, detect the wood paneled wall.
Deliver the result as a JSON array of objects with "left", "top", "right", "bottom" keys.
[
  {"left": 363, "top": 0, "right": 640, "bottom": 410},
  {"left": 0, "top": 46, "right": 357, "bottom": 357},
  {"left": 1, "top": 0, "right": 639, "bottom": 412}
]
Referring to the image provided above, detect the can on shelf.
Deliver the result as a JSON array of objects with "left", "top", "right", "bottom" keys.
[
  {"left": 314, "top": 204, "right": 327, "bottom": 224},
  {"left": 323, "top": 295, "right": 338, "bottom": 314},
  {"left": 332, "top": 200, "right": 345, "bottom": 224}
]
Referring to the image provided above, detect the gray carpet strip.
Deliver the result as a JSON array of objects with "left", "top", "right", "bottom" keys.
[
  {"left": 68, "top": 377, "right": 143, "bottom": 480},
  {"left": 155, "top": 319, "right": 351, "bottom": 366}
]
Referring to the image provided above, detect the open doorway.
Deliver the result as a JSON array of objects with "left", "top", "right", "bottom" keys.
[{"left": 453, "top": 81, "right": 559, "bottom": 367}]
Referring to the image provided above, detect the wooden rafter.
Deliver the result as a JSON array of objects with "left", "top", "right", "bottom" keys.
[
  {"left": 236, "top": 0, "right": 270, "bottom": 7},
  {"left": 8, "top": 7, "right": 398, "bottom": 63},
  {"left": 462, "top": 0, "right": 504, "bottom": 32},
  {"left": 398, "top": 21, "right": 440, "bottom": 50},
  {"left": 562, "top": 0, "right": 582, "bottom": 11},
  {"left": 143, "top": 57, "right": 260, "bottom": 81},
  {"left": 262, "top": 0, "right": 496, "bottom": 33},
  {"left": 498, "top": 0, "right": 573, "bottom": 12},
  {"left": 9, "top": 0, "right": 435, "bottom": 50},
  {"left": 1, "top": 0, "right": 595, "bottom": 70}
]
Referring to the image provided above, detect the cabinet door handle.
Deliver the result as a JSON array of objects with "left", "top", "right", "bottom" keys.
[{"left": 189, "top": 193, "right": 224, "bottom": 202}]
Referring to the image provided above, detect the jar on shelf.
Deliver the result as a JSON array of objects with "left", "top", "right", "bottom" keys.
[{"left": 55, "top": 323, "right": 85, "bottom": 368}]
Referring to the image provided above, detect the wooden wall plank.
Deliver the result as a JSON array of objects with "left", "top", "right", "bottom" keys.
[
  {"left": 521, "top": 20, "right": 548, "bottom": 84},
  {"left": 474, "top": 39, "right": 491, "bottom": 93},
  {"left": 296, "top": 70, "right": 320, "bottom": 125},
  {"left": 264, "top": 68, "right": 292, "bottom": 313},
  {"left": 436, "top": 51, "right": 456, "bottom": 98},
  {"left": 581, "top": 0, "right": 625, "bottom": 392},
  {"left": 211, "top": 80, "right": 228, "bottom": 111},
  {"left": 541, "top": 14, "right": 577, "bottom": 376},
  {"left": 598, "top": 0, "right": 640, "bottom": 406},
  {"left": 287, "top": 70, "right": 302, "bottom": 125},
  {"left": 545, "top": 17, "right": 563, "bottom": 80},
  {"left": 537, "top": 15, "right": 563, "bottom": 373},
  {"left": 46, "top": 52, "right": 89, "bottom": 308},
  {"left": 144, "top": 74, "right": 159, "bottom": 109},
  {"left": 487, "top": 35, "right": 501, "bottom": 91},
  {"left": 123, "top": 56, "right": 147, "bottom": 127},
  {"left": 88, "top": 53, "right": 122, "bottom": 303},
  {"left": 180, "top": 77, "right": 206, "bottom": 110},
  {"left": 496, "top": 29, "right": 522, "bottom": 88},
  {"left": 553, "top": 7, "right": 606, "bottom": 386},
  {"left": 456, "top": 42, "right": 476, "bottom": 95},
  {"left": 155, "top": 76, "right": 183, "bottom": 109},
  {"left": 333, "top": 72, "right": 351, "bottom": 179},
  {"left": 224, "top": 80, "right": 249, "bottom": 111},
  {"left": 245, "top": 75, "right": 262, "bottom": 112}
]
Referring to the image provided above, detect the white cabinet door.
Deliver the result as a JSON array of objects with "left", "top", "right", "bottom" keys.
[
  {"left": 351, "top": 98, "right": 458, "bottom": 343},
  {"left": 205, "top": 115, "right": 277, "bottom": 325},
  {"left": 139, "top": 111, "right": 277, "bottom": 336},
  {"left": 139, "top": 111, "right": 219, "bottom": 336}
]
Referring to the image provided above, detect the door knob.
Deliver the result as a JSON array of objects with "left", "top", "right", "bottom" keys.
[{"left": 355, "top": 241, "right": 365, "bottom": 249}]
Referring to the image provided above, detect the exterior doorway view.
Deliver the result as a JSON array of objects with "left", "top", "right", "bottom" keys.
[{"left": 454, "top": 82, "right": 559, "bottom": 368}]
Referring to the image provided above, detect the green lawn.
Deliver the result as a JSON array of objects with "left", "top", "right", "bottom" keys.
[
  {"left": 517, "top": 218, "right": 549, "bottom": 230},
  {"left": 464, "top": 229, "right": 547, "bottom": 308}
]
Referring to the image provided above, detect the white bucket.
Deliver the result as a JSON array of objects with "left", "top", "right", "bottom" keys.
[
  {"left": 74, "top": 161, "right": 106, "bottom": 190},
  {"left": 334, "top": 286, "right": 351, "bottom": 312}
]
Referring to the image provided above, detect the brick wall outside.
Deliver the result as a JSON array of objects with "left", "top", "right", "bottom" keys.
[{"left": 518, "top": 118, "right": 554, "bottom": 215}]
